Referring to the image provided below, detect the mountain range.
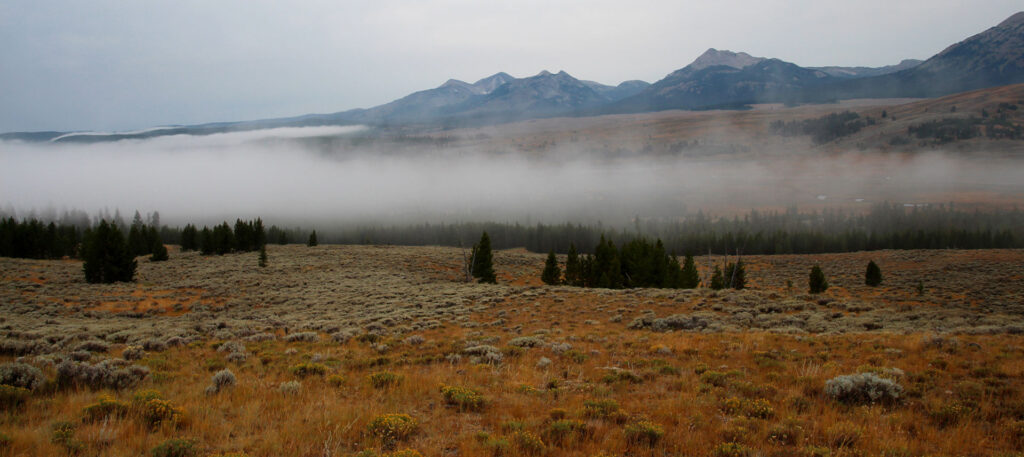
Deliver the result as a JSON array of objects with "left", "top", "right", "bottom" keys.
[{"left": 4, "top": 11, "right": 1021, "bottom": 142}]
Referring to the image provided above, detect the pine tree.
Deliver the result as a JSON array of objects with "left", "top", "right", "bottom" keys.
[
  {"left": 710, "top": 265, "right": 725, "bottom": 290},
  {"left": 180, "top": 224, "right": 198, "bottom": 252},
  {"left": 865, "top": 260, "right": 882, "bottom": 286},
  {"left": 541, "top": 250, "right": 561, "bottom": 285},
  {"left": 724, "top": 260, "right": 746, "bottom": 290},
  {"left": 258, "top": 245, "right": 268, "bottom": 268},
  {"left": 471, "top": 231, "right": 496, "bottom": 284},
  {"left": 200, "top": 227, "right": 214, "bottom": 255},
  {"left": 82, "top": 220, "right": 136, "bottom": 283},
  {"left": 149, "top": 227, "right": 168, "bottom": 262},
  {"left": 809, "top": 265, "right": 829, "bottom": 294},
  {"left": 665, "top": 254, "right": 683, "bottom": 288},
  {"left": 307, "top": 230, "right": 318, "bottom": 247},
  {"left": 564, "top": 243, "right": 581, "bottom": 286},
  {"left": 680, "top": 253, "right": 700, "bottom": 289}
]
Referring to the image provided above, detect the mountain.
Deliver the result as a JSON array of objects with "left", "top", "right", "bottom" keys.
[
  {"left": 582, "top": 79, "right": 651, "bottom": 101},
  {"left": 606, "top": 49, "right": 836, "bottom": 112},
  {"left": 442, "top": 70, "right": 612, "bottom": 123},
  {"left": 817, "top": 12, "right": 1024, "bottom": 99},
  {"left": 811, "top": 59, "right": 923, "bottom": 78}
]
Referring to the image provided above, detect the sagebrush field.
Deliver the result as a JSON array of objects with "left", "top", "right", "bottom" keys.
[{"left": 2, "top": 245, "right": 1023, "bottom": 456}]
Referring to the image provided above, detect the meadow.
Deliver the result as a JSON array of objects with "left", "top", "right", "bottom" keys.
[{"left": 1, "top": 245, "right": 1023, "bottom": 456}]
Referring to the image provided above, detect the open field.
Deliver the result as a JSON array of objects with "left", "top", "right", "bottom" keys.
[{"left": 2, "top": 245, "right": 1024, "bottom": 456}]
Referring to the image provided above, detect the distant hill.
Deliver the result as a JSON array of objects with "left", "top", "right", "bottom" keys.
[{"left": 811, "top": 59, "right": 923, "bottom": 79}]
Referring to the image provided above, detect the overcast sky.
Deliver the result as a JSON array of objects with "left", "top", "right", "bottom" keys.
[{"left": 0, "top": 0, "right": 1020, "bottom": 132}]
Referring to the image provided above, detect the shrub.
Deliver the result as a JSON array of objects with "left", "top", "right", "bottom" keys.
[
  {"left": 278, "top": 381, "right": 301, "bottom": 395},
  {"left": 217, "top": 341, "right": 245, "bottom": 354},
  {"left": 543, "top": 419, "right": 588, "bottom": 446},
  {"left": 713, "top": 442, "right": 752, "bottom": 457},
  {"left": 700, "top": 370, "right": 734, "bottom": 387},
  {"left": 368, "top": 372, "right": 403, "bottom": 389},
  {"left": 285, "top": 332, "right": 319, "bottom": 343},
  {"left": 142, "top": 339, "right": 169, "bottom": 352},
  {"left": 825, "top": 373, "right": 903, "bottom": 406},
  {"left": 928, "top": 401, "right": 974, "bottom": 428},
  {"left": 385, "top": 450, "right": 423, "bottom": 457},
  {"left": 0, "top": 384, "right": 30, "bottom": 410},
  {"left": 508, "top": 337, "right": 545, "bottom": 348},
  {"left": 327, "top": 374, "right": 345, "bottom": 387},
  {"left": 582, "top": 399, "right": 621, "bottom": 419},
  {"left": 207, "top": 369, "right": 236, "bottom": 394},
  {"left": 122, "top": 345, "right": 145, "bottom": 361},
  {"left": 440, "top": 385, "right": 485, "bottom": 411},
  {"left": 82, "top": 395, "right": 129, "bottom": 422},
  {"left": 511, "top": 430, "right": 545, "bottom": 456},
  {"left": 0, "top": 432, "right": 10, "bottom": 449},
  {"left": 56, "top": 360, "right": 150, "bottom": 390},
  {"left": 51, "top": 421, "right": 83, "bottom": 454},
  {"left": 367, "top": 414, "right": 418, "bottom": 442},
  {"left": 0, "top": 362, "right": 46, "bottom": 390},
  {"left": 150, "top": 438, "right": 199, "bottom": 457},
  {"left": 624, "top": 421, "right": 664, "bottom": 447},
  {"left": 602, "top": 369, "right": 642, "bottom": 385},
  {"left": 767, "top": 418, "right": 804, "bottom": 446},
  {"left": 139, "top": 398, "right": 184, "bottom": 429},
  {"left": 290, "top": 363, "right": 327, "bottom": 378},
  {"left": 74, "top": 340, "right": 110, "bottom": 353}
]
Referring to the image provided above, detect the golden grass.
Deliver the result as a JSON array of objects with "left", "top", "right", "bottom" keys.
[{"left": 1, "top": 246, "right": 1024, "bottom": 456}]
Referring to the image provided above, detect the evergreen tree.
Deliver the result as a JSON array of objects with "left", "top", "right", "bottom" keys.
[
  {"left": 680, "top": 253, "right": 700, "bottom": 289},
  {"left": 277, "top": 231, "right": 288, "bottom": 245},
  {"left": 541, "top": 250, "right": 561, "bottom": 285},
  {"left": 180, "top": 224, "right": 198, "bottom": 252},
  {"left": 82, "top": 220, "right": 136, "bottom": 283},
  {"left": 564, "top": 243, "right": 581, "bottom": 286},
  {"left": 471, "top": 231, "right": 496, "bottom": 284},
  {"left": 200, "top": 227, "right": 215, "bottom": 255},
  {"left": 149, "top": 227, "right": 168, "bottom": 261},
  {"left": 214, "top": 222, "right": 234, "bottom": 255},
  {"left": 307, "top": 230, "right": 318, "bottom": 247},
  {"left": 809, "top": 265, "right": 829, "bottom": 294},
  {"left": 710, "top": 265, "right": 725, "bottom": 290},
  {"left": 724, "top": 260, "right": 746, "bottom": 290},
  {"left": 258, "top": 245, "right": 268, "bottom": 268},
  {"left": 865, "top": 260, "right": 882, "bottom": 286},
  {"left": 127, "top": 224, "right": 147, "bottom": 257},
  {"left": 665, "top": 254, "right": 683, "bottom": 288},
  {"left": 254, "top": 218, "right": 266, "bottom": 249}
]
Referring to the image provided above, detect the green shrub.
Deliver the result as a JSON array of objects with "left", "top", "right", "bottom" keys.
[
  {"left": 624, "top": 421, "right": 664, "bottom": 447},
  {"left": 367, "top": 414, "right": 418, "bottom": 441},
  {"left": 327, "top": 374, "right": 345, "bottom": 387},
  {"left": 543, "top": 419, "right": 589, "bottom": 446},
  {"left": 713, "top": 442, "right": 752, "bottom": 457},
  {"left": 512, "top": 431, "right": 545, "bottom": 456},
  {"left": 290, "top": 363, "right": 327, "bottom": 378},
  {"left": 440, "top": 385, "right": 485, "bottom": 411},
  {"left": 582, "top": 399, "right": 620, "bottom": 419},
  {"left": 602, "top": 369, "right": 642, "bottom": 385},
  {"left": 384, "top": 450, "right": 423, "bottom": 457},
  {"left": 139, "top": 398, "right": 184, "bottom": 429},
  {"left": 150, "top": 438, "right": 199, "bottom": 457},
  {"left": 82, "top": 395, "right": 129, "bottom": 422},
  {"left": 368, "top": 372, "right": 403, "bottom": 389},
  {"left": 0, "top": 384, "right": 30, "bottom": 410},
  {"left": 50, "top": 421, "right": 83, "bottom": 454}
]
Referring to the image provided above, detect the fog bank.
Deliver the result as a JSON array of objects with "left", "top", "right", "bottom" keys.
[{"left": 2, "top": 126, "right": 1023, "bottom": 227}]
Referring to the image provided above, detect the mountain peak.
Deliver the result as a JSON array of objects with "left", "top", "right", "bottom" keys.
[
  {"left": 536, "top": 70, "right": 553, "bottom": 77},
  {"left": 997, "top": 11, "right": 1024, "bottom": 27},
  {"left": 472, "top": 72, "right": 514, "bottom": 94},
  {"left": 688, "top": 48, "right": 765, "bottom": 71},
  {"left": 440, "top": 78, "right": 470, "bottom": 88}
]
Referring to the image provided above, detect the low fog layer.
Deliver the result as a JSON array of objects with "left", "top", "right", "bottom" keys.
[{"left": 2, "top": 126, "right": 1022, "bottom": 227}]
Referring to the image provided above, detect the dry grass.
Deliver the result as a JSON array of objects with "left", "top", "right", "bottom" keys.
[{"left": 1, "top": 245, "right": 1024, "bottom": 456}]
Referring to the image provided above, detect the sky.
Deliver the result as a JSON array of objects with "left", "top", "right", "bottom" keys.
[{"left": 0, "top": 0, "right": 1020, "bottom": 132}]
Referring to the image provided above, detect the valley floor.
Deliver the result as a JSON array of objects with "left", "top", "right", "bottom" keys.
[{"left": 1, "top": 246, "right": 1023, "bottom": 456}]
